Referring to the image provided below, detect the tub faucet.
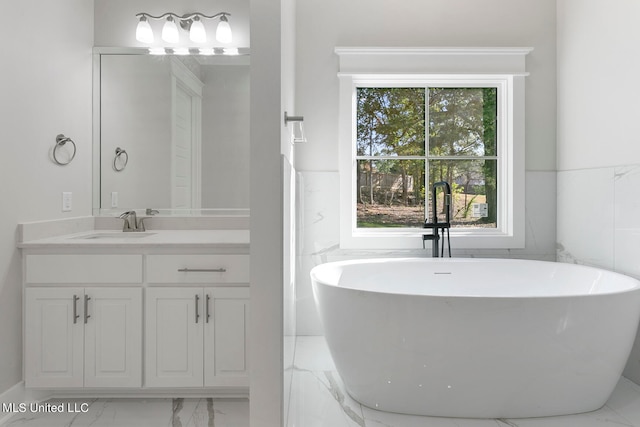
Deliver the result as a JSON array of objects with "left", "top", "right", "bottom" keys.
[
  {"left": 423, "top": 181, "right": 452, "bottom": 257},
  {"left": 118, "top": 210, "right": 147, "bottom": 232}
]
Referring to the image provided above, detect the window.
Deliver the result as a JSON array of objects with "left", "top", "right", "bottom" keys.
[
  {"left": 337, "top": 48, "right": 531, "bottom": 249},
  {"left": 356, "top": 86, "right": 498, "bottom": 229}
]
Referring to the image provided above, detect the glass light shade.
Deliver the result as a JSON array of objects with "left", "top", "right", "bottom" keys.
[
  {"left": 189, "top": 18, "right": 207, "bottom": 43},
  {"left": 136, "top": 18, "right": 154, "bottom": 43},
  {"left": 216, "top": 19, "right": 232, "bottom": 43},
  {"left": 162, "top": 17, "right": 180, "bottom": 43},
  {"left": 199, "top": 48, "right": 215, "bottom": 55},
  {"left": 223, "top": 47, "right": 239, "bottom": 56}
]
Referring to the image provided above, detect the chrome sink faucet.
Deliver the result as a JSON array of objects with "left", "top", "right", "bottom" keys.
[{"left": 118, "top": 211, "right": 148, "bottom": 232}]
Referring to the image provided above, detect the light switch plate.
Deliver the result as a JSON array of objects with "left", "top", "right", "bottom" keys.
[{"left": 62, "top": 192, "right": 72, "bottom": 212}]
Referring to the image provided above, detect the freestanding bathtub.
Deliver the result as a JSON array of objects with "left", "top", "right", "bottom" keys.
[{"left": 311, "top": 258, "right": 640, "bottom": 418}]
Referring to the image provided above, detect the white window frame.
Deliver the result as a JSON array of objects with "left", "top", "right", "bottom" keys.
[{"left": 336, "top": 47, "right": 532, "bottom": 250}]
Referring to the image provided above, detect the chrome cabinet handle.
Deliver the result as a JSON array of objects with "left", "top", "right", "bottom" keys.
[
  {"left": 195, "top": 294, "right": 200, "bottom": 323},
  {"left": 178, "top": 268, "right": 227, "bottom": 273},
  {"left": 73, "top": 295, "right": 80, "bottom": 324},
  {"left": 84, "top": 295, "right": 91, "bottom": 324},
  {"left": 206, "top": 294, "right": 211, "bottom": 323}
]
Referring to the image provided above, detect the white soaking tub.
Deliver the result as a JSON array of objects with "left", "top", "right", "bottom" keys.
[{"left": 310, "top": 258, "right": 640, "bottom": 418}]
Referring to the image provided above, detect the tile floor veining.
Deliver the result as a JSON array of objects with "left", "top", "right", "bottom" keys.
[
  {"left": 287, "top": 336, "right": 640, "bottom": 427},
  {"left": 2, "top": 397, "right": 248, "bottom": 427}
]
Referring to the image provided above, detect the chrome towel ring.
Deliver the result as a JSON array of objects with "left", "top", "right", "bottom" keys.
[
  {"left": 113, "top": 147, "right": 129, "bottom": 172},
  {"left": 53, "top": 134, "right": 76, "bottom": 165}
]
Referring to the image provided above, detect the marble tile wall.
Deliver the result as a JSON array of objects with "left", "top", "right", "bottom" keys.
[
  {"left": 282, "top": 157, "right": 297, "bottom": 427},
  {"left": 557, "top": 164, "right": 640, "bottom": 384},
  {"left": 296, "top": 170, "right": 557, "bottom": 335}
]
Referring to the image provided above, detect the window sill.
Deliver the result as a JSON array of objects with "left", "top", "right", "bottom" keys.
[{"left": 341, "top": 229, "right": 525, "bottom": 250}]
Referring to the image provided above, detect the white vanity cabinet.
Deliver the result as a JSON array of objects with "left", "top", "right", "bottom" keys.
[
  {"left": 204, "top": 287, "right": 250, "bottom": 387},
  {"left": 20, "top": 229, "right": 250, "bottom": 396},
  {"left": 25, "top": 287, "right": 83, "bottom": 388},
  {"left": 145, "top": 255, "right": 250, "bottom": 388},
  {"left": 25, "top": 287, "right": 142, "bottom": 388},
  {"left": 145, "top": 287, "right": 204, "bottom": 387}
]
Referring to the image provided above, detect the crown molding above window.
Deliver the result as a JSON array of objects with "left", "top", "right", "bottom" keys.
[{"left": 334, "top": 47, "right": 533, "bottom": 76}]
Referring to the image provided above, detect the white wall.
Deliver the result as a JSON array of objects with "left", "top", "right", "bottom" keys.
[
  {"left": 249, "top": 0, "right": 285, "bottom": 425},
  {"left": 295, "top": 0, "right": 558, "bottom": 335},
  {"left": 557, "top": 0, "right": 640, "bottom": 172},
  {"left": 0, "top": 0, "right": 94, "bottom": 394},
  {"left": 556, "top": 0, "right": 640, "bottom": 384}
]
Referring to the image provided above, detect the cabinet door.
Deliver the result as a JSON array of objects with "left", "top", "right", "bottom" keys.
[
  {"left": 204, "top": 288, "right": 250, "bottom": 387},
  {"left": 25, "top": 288, "right": 84, "bottom": 388},
  {"left": 84, "top": 288, "right": 142, "bottom": 388},
  {"left": 145, "top": 287, "right": 204, "bottom": 387}
]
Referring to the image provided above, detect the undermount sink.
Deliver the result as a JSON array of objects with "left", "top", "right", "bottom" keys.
[{"left": 73, "top": 232, "right": 157, "bottom": 240}]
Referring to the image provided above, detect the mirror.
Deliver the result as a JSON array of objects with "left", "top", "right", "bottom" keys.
[{"left": 94, "top": 50, "right": 250, "bottom": 215}]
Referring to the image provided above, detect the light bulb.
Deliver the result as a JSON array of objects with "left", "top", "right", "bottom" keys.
[
  {"left": 199, "top": 48, "right": 215, "bottom": 55},
  {"left": 223, "top": 47, "right": 239, "bottom": 55},
  {"left": 149, "top": 47, "right": 166, "bottom": 55},
  {"left": 136, "top": 16, "right": 154, "bottom": 43},
  {"left": 216, "top": 15, "right": 232, "bottom": 43},
  {"left": 162, "top": 16, "right": 180, "bottom": 43},
  {"left": 189, "top": 17, "right": 207, "bottom": 43}
]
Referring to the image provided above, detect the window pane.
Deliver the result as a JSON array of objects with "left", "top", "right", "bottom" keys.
[
  {"left": 357, "top": 159, "right": 425, "bottom": 228},
  {"left": 356, "top": 88, "right": 425, "bottom": 156},
  {"left": 428, "top": 88, "right": 497, "bottom": 157},
  {"left": 428, "top": 159, "right": 497, "bottom": 228}
]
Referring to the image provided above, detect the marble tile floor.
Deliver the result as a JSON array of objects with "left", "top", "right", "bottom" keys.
[
  {"left": 2, "top": 397, "right": 248, "bottom": 427},
  {"left": 287, "top": 336, "right": 640, "bottom": 427},
  {"left": 7, "top": 336, "right": 640, "bottom": 427}
]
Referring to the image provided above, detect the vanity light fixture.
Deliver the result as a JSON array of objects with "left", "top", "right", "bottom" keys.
[{"left": 135, "top": 12, "right": 233, "bottom": 45}]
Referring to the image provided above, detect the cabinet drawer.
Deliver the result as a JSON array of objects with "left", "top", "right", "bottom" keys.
[
  {"left": 26, "top": 255, "right": 143, "bottom": 284},
  {"left": 147, "top": 255, "right": 249, "bottom": 284}
]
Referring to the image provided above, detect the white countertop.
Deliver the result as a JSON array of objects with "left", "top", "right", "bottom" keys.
[{"left": 18, "top": 229, "right": 250, "bottom": 250}]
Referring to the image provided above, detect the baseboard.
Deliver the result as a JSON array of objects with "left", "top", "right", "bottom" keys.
[{"left": 0, "top": 382, "right": 50, "bottom": 425}]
